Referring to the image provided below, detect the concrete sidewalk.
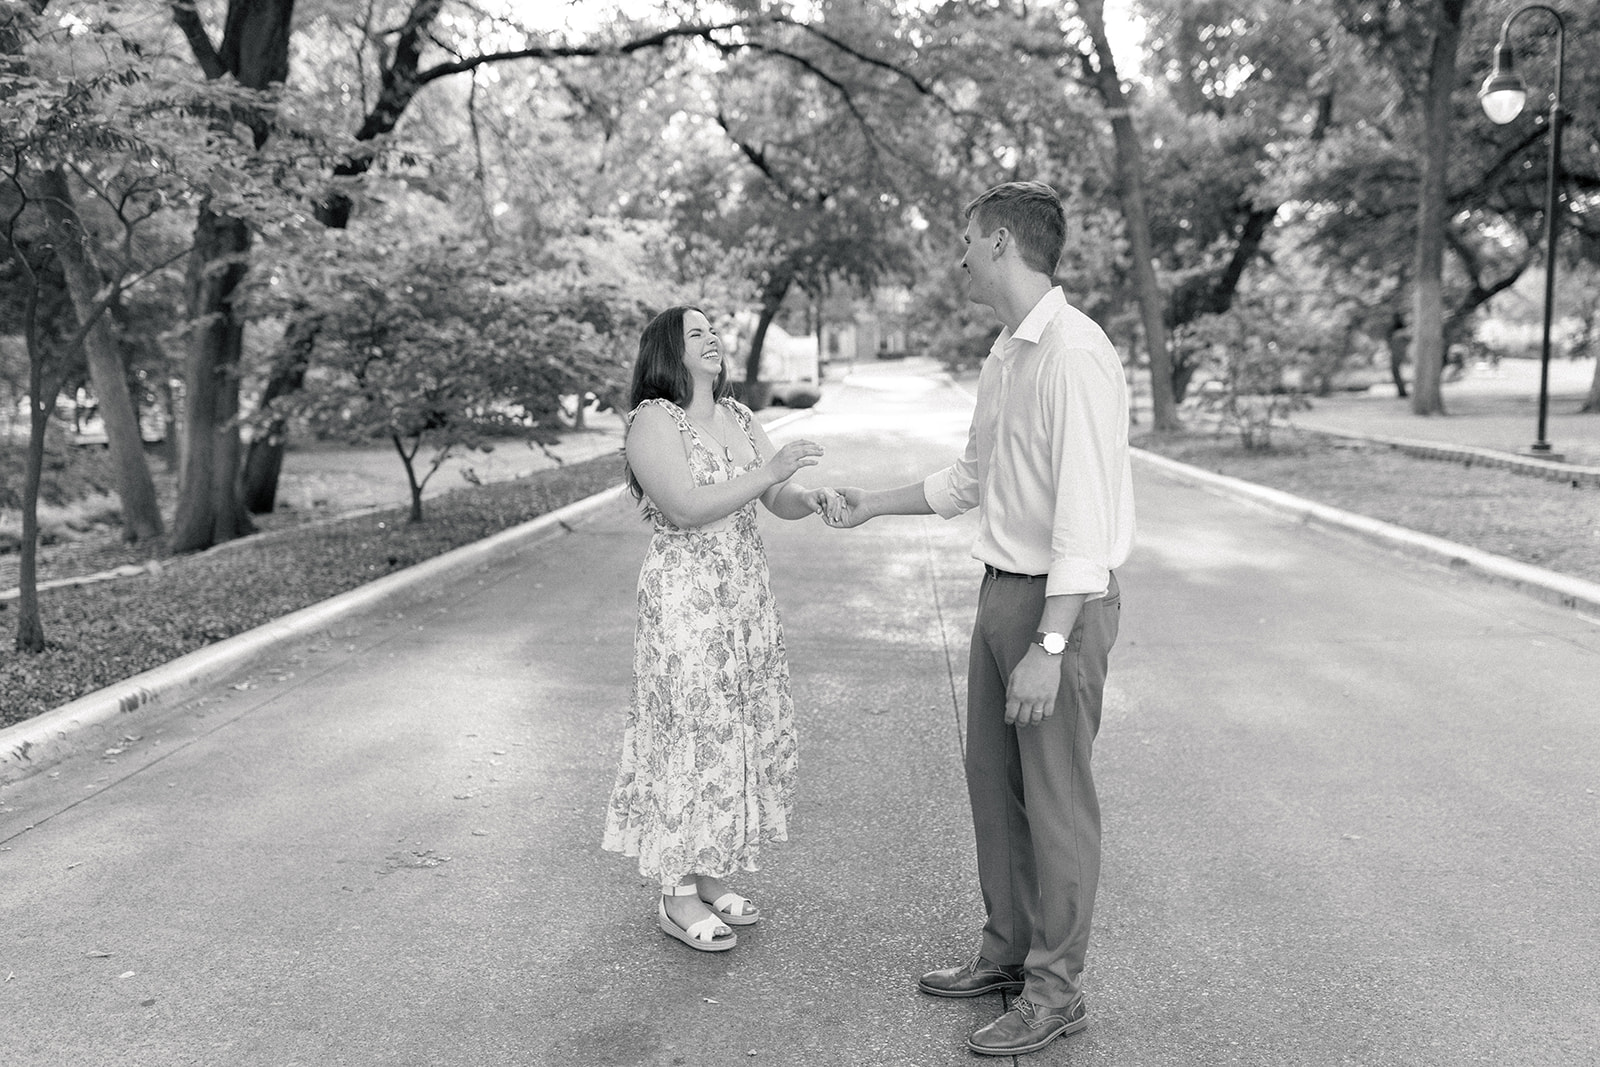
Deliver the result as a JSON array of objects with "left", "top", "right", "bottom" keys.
[{"left": 1287, "top": 356, "right": 1600, "bottom": 471}]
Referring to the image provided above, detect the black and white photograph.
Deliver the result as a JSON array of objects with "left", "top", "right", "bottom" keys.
[{"left": 2, "top": 1, "right": 1598, "bottom": 1064}]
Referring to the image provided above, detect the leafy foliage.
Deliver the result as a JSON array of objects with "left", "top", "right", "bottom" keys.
[
  {"left": 252, "top": 233, "right": 630, "bottom": 520},
  {"left": 1176, "top": 293, "right": 1318, "bottom": 449}
]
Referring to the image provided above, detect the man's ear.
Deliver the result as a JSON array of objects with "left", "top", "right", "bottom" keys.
[{"left": 991, "top": 227, "right": 1009, "bottom": 260}]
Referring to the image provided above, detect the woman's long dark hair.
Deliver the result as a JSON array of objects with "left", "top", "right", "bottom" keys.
[{"left": 625, "top": 305, "right": 731, "bottom": 500}]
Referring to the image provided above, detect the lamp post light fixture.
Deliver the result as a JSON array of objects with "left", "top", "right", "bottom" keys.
[{"left": 1479, "top": 4, "right": 1566, "bottom": 460}]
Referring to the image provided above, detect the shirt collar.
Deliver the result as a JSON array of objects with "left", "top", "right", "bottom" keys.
[{"left": 1010, "top": 286, "right": 1067, "bottom": 345}]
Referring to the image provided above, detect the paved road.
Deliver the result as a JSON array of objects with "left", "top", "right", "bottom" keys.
[{"left": 3, "top": 361, "right": 1597, "bottom": 1066}]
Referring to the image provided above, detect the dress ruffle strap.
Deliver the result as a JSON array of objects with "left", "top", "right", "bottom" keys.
[{"left": 632, "top": 397, "right": 693, "bottom": 433}]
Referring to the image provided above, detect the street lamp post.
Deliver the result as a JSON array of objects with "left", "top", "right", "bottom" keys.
[{"left": 1479, "top": 3, "right": 1566, "bottom": 460}]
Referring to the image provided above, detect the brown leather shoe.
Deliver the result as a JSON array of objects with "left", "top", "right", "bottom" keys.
[
  {"left": 917, "top": 953, "right": 1025, "bottom": 998},
  {"left": 968, "top": 995, "right": 1088, "bottom": 1056}
]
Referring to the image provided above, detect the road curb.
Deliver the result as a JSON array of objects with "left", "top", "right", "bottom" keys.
[
  {"left": 1132, "top": 448, "right": 1600, "bottom": 618},
  {"left": 0, "top": 485, "right": 627, "bottom": 785}
]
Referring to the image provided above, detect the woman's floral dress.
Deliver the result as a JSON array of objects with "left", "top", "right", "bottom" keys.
[{"left": 601, "top": 397, "right": 798, "bottom": 883}]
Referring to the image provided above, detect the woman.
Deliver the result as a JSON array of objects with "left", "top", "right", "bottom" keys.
[{"left": 601, "top": 305, "right": 838, "bottom": 952}]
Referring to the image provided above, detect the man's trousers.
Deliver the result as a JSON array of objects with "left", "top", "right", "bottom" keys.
[{"left": 966, "top": 570, "right": 1121, "bottom": 1009}]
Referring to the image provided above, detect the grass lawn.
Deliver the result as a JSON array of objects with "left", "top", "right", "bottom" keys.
[{"left": 1134, "top": 428, "right": 1600, "bottom": 587}]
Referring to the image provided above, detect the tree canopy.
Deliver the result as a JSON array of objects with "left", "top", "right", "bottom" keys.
[{"left": 3, "top": 0, "right": 1599, "bottom": 646}]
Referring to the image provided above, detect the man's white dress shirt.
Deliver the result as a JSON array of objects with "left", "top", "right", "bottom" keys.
[{"left": 923, "top": 287, "right": 1135, "bottom": 599}]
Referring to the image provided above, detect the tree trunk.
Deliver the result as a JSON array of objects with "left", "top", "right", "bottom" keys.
[
  {"left": 168, "top": 0, "right": 294, "bottom": 550},
  {"left": 170, "top": 206, "right": 255, "bottom": 552},
  {"left": 4, "top": 154, "right": 54, "bottom": 649},
  {"left": 1077, "top": 0, "right": 1179, "bottom": 431},
  {"left": 1580, "top": 359, "right": 1600, "bottom": 412},
  {"left": 15, "top": 310, "right": 52, "bottom": 653},
  {"left": 1409, "top": 1, "right": 1466, "bottom": 417},
  {"left": 155, "top": 376, "right": 180, "bottom": 471},
  {"left": 240, "top": 415, "right": 288, "bottom": 515},
  {"left": 742, "top": 275, "right": 792, "bottom": 409},
  {"left": 241, "top": 314, "right": 318, "bottom": 513},
  {"left": 394, "top": 434, "right": 425, "bottom": 524},
  {"left": 36, "top": 167, "right": 164, "bottom": 543}
]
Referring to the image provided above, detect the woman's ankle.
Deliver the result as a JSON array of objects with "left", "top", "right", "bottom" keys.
[{"left": 694, "top": 874, "right": 729, "bottom": 897}]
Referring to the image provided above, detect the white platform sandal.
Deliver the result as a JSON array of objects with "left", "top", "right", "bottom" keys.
[
  {"left": 701, "top": 888, "right": 759, "bottom": 927},
  {"left": 658, "top": 883, "right": 737, "bottom": 952}
]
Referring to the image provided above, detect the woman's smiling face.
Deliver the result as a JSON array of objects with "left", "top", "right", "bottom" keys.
[{"left": 681, "top": 310, "right": 722, "bottom": 380}]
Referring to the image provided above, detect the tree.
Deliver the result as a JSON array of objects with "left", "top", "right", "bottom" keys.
[
  {"left": 240, "top": 2, "right": 946, "bottom": 505},
  {"left": 35, "top": 167, "right": 165, "bottom": 543},
  {"left": 1, "top": 3, "right": 172, "bottom": 543},
  {"left": 1076, "top": 0, "right": 1180, "bottom": 430},
  {"left": 266, "top": 238, "right": 624, "bottom": 523},
  {"left": 1135, "top": 0, "right": 1355, "bottom": 402},
  {"left": 1, "top": 176, "right": 67, "bottom": 652},
  {"left": 2, "top": 0, "right": 214, "bottom": 646},
  {"left": 167, "top": 0, "right": 296, "bottom": 552},
  {"left": 894, "top": 2, "right": 1126, "bottom": 375},
  {"left": 1408, "top": 0, "right": 1472, "bottom": 416}
]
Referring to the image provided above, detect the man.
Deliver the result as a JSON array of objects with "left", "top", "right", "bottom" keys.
[{"left": 826, "top": 180, "right": 1135, "bottom": 1057}]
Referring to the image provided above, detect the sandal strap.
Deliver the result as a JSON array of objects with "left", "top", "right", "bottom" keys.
[
  {"left": 664, "top": 882, "right": 699, "bottom": 897},
  {"left": 683, "top": 914, "right": 731, "bottom": 943},
  {"left": 711, "top": 891, "right": 753, "bottom": 916}
]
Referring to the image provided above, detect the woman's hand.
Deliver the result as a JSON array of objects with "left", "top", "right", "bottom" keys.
[
  {"left": 765, "top": 439, "right": 825, "bottom": 484},
  {"left": 799, "top": 487, "right": 846, "bottom": 524},
  {"left": 821, "top": 487, "right": 873, "bottom": 528}
]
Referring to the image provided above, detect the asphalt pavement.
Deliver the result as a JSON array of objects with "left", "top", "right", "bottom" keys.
[{"left": 3, "top": 359, "right": 1598, "bottom": 1066}]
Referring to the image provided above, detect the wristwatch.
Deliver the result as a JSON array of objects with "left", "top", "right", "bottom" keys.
[{"left": 1033, "top": 630, "right": 1067, "bottom": 655}]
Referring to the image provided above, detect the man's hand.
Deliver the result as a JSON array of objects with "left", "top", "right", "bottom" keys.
[
  {"left": 1006, "top": 645, "right": 1063, "bottom": 726},
  {"left": 821, "top": 486, "right": 874, "bottom": 529},
  {"left": 799, "top": 487, "right": 846, "bottom": 524}
]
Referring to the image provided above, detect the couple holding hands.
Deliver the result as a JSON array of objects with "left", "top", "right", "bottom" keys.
[{"left": 600, "top": 181, "right": 1135, "bottom": 1058}]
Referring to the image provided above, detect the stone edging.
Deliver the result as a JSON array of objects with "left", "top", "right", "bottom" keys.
[{"left": 1292, "top": 424, "right": 1600, "bottom": 487}]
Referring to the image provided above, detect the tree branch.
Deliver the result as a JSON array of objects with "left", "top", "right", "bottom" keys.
[
  {"left": 714, "top": 111, "right": 809, "bottom": 205},
  {"left": 414, "top": 21, "right": 744, "bottom": 85},
  {"left": 775, "top": 16, "right": 957, "bottom": 116},
  {"left": 169, "top": 0, "right": 225, "bottom": 80},
  {"left": 322, "top": 14, "right": 940, "bottom": 228}
]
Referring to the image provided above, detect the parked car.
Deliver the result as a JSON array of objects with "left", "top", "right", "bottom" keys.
[{"left": 766, "top": 381, "right": 821, "bottom": 408}]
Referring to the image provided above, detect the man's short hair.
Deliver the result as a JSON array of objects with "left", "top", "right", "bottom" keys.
[{"left": 964, "top": 181, "right": 1066, "bottom": 276}]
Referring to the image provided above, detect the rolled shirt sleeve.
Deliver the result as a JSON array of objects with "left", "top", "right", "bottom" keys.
[
  {"left": 923, "top": 435, "right": 981, "bottom": 519},
  {"left": 1044, "top": 342, "right": 1136, "bottom": 598}
]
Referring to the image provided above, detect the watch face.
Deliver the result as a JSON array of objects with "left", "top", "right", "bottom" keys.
[{"left": 1039, "top": 632, "right": 1067, "bottom": 654}]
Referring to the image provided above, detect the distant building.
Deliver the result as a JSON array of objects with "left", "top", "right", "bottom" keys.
[{"left": 820, "top": 286, "right": 912, "bottom": 364}]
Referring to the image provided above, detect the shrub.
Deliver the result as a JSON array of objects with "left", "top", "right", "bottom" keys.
[
  {"left": 0, "top": 426, "right": 119, "bottom": 510},
  {"left": 1175, "top": 302, "right": 1314, "bottom": 450}
]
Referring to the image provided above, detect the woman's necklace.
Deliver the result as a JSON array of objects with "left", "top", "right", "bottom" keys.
[{"left": 689, "top": 406, "right": 734, "bottom": 462}]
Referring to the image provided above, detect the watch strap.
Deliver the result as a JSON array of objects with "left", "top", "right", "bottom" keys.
[{"left": 1033, "top": 630, "right": 1067, "bottom": 655}]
